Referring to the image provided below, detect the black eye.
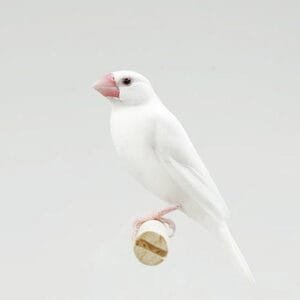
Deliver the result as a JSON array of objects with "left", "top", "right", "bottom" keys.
[{"left": 122, "top": 77, "right": 131, "bottom": 85}]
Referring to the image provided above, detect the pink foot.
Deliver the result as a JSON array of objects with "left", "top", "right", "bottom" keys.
[{"left": 133, "top": 204, "right": 181, "bottom": 239}]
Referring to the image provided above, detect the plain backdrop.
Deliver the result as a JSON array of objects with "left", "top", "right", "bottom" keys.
[{"left": 0, "top": 0, "right": 299, "bottom": 299}]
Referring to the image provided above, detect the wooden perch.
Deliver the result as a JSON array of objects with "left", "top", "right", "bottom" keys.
[{"left": 133, "top": 220, "right": 170, "bottom": 266}]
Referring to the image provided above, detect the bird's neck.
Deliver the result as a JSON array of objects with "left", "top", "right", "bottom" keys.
[{"left": 110, "top": 95, "right": 162, "bottom": 112}]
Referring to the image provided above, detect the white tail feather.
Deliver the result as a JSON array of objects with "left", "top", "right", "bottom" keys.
[{"left": 213, "top": 223, "right": 255, "bottom": 283}]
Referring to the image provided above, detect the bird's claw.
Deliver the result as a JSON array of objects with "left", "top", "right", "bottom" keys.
[{"left": 132, "top": 204, "right": 180, "bottom": 239}]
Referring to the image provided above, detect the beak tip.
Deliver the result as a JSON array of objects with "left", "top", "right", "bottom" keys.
[{"left": 92, "top": 81, "right": 100, "bottom": 91}]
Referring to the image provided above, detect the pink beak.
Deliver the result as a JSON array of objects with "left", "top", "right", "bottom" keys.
[{"left": 93, "top": 73, "right": 119, "bottom": 98}]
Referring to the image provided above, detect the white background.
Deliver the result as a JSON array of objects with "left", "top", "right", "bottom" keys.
[{"left": 0, "top": 1, "right": 299, "bottom": 299}]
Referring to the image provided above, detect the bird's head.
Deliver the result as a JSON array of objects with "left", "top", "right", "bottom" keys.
[{"left": 93, "top": 71, "right": 156, "bottom": 105}]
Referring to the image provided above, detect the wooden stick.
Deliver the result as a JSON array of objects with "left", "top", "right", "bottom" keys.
[{"left": 133, "top": 220, "right": 169, "bottom": 266}]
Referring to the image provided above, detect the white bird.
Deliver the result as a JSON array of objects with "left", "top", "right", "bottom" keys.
[{"left": 93, "top": 70, "right": 254, "bottom": 282}]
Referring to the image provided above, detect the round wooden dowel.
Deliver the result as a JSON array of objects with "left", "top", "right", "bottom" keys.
[{"left": 133, "top": 220, "right": 169, "bottom": 266}]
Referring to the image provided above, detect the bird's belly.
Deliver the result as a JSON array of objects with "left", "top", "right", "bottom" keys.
[
  {"left": 110, "top": 108, "right": 185, "bottom": 203},
  {"left": 112, "top": 131, "right": 183, "bottom": 203},
  {"left": 119, "top": 144, "right": 183, "bottom": 202}
]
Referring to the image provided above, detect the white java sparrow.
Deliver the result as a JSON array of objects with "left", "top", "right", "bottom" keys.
[{"left": 93, "top": 71, "right": 254, "bottom": 282}]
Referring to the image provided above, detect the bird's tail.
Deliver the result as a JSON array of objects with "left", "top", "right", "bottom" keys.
[{"left": 212, "top": 223, "right": 255, "bottom": 283}]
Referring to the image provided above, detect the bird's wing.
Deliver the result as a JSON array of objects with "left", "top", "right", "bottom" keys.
[{"left": 153, "top": 110, "right": 230, "bottom": 221}]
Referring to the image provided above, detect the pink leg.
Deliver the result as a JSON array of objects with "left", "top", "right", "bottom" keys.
[{"left": 133, "top": 204, "right": 181, "bottom": 238}]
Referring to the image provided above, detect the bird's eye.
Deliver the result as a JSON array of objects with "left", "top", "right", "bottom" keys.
[{"left": 122, "top": 78, "right": 131, "bottom": 85}]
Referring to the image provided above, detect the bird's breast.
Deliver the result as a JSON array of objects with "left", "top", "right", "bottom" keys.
[{"left": 110, "top": 108, "right": 182, "bottom": 202}]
